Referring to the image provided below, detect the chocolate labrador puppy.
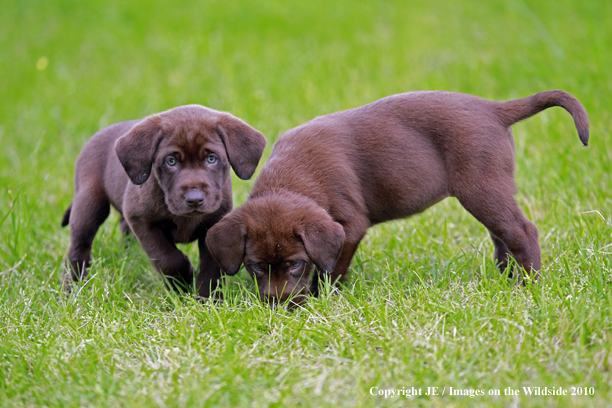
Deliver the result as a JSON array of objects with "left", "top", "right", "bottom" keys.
[
  {"left": 206, "top": 90, "right": 589, "bottom": 307},
  {"left": 62, "top": 105, "right": 266, "bottom": 296}
]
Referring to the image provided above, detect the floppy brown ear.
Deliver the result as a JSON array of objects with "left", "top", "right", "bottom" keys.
[
  {"left": 205, "top": 212, "right": 247, "bottom": 276},
  {"left": 114, "top": 116, "right": 164, "bottom": 185},
  {"left": 296, "top": 213, "right": 345, "bottom": 274},
  {"left": 216, "top": 113, "right": 266, "bottom": 180}
]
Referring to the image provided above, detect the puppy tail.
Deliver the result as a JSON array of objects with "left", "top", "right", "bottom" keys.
[
  {"left": 61, "top": 203, "right": 72, "bottom": 227},
  {"left": 497, "top": 90, "right": 589, "bottom": 146}
]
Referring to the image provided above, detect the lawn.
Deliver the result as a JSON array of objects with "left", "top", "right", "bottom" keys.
[{"left": 1, "top": 0, "right": 611, "bottom": 406}]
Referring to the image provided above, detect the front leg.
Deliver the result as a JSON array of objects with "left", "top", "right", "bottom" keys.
[
  {"left": 309, "top": 216, "right": 367, "bottom": 297},
  {"left": 129, "top": 218, "right": 194, "bottom": 292},
  {"left": 309, "top": 240, "right": 363, "bottom": 297},
  {"left": 196, "top": 238, "right": 222, "bottom": 299}
]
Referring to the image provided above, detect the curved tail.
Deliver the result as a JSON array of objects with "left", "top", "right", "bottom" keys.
[
  {"left": 496, "top": 90, "right": 589, "bottom": 146},
  {"left": 61, "top": 203, "right": 72, "bottom": 227}
]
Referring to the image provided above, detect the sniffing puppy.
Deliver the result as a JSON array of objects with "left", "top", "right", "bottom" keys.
[
  {"left": 62, "top": 105, "right": 266, "bottom": 296},
  {"left": 206, "top": 90, "right": 589, "bottom": 307}
]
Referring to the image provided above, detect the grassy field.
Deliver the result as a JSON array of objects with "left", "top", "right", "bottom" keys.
[{"left": 1, "top": 0, "right": 611, "bottom": 406}]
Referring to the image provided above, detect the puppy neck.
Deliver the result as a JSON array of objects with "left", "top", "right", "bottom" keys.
[{"left": 249, "top": 188, "right": 326, "bottom": 213}]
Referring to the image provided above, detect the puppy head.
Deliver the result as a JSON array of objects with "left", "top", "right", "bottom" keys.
[
  {"left": 114, "top": 105, "right": 266, "bottom": 216},
  {"left": 206, "top": 193, "right": 345, "bottom": 307}
]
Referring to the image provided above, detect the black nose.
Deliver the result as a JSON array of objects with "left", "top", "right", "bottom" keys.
[{"left": 184, "top": 190, "right": 205, "bottom": 208}]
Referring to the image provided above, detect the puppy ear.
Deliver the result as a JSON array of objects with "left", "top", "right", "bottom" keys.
[
  {"left": 296, "top": 213, "right": 345, "bottom": 274},
  {"left": 216, "top": 113, "right": 266, "bottom": 180},
  {"left": 205, "top": 212, "right": 247, "bottom": 276},
  {"left": 114, "top": 116, "right": 164, "bottom": 185}
]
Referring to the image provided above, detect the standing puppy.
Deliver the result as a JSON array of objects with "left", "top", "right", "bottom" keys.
[
  {"left": 206, "top": 90, "right": 589, "bottom": 307},
  {"left": 62, "top": 105, "right": 266, "bottom": 297}
]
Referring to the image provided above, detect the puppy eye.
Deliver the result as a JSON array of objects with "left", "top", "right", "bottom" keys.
[
  {"left": 206, "top": 155, "right": 218, "bottom": 164},
  {"left": 250, "top": 263, "right": 266, "bottom": 275},
  {"left": 166, "top": 157, "right": 177, "bottom": 166},
  {"left": 290, "top": 261, "right": 302, "bottom": 269}
]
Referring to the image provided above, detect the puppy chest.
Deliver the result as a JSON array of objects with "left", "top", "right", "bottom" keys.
[{"left": 160, "top": 219, "right": 204, "bottom": 243}]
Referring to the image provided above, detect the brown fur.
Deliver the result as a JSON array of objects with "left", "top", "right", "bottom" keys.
[
  {"left": 206, "top": 90, "right": 589, "bottom": 307},
  {"left": 62, "top": 105, "right": 266, "bottom": 296}
]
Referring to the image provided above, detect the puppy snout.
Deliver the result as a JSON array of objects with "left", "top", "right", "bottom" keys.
[
  {"left": 263, "top": 294, "right": 305, "bottom": 310},
  {"left": 262, "top": 288, "right": 307, "bottom": 309},
  {"left": 184, "top": 189, "right": 205, "bottom": 208},
  {"left": 264, "top": 295, "right": 280, "bottom": 308}
]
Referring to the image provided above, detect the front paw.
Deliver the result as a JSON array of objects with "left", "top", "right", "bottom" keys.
[
  {"left": 195, "top": 292, "right": 224, "bottom": 304},
  {"left": 161, "top": 263, "right": 195, "bottom": 293},
  {"left": 195, "top": 278, "right": 222, "bottom": 300}
]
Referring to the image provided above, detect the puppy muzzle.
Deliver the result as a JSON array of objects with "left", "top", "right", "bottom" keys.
[{"left": 184, "top": 189, "right": 205, "bottom": 209}]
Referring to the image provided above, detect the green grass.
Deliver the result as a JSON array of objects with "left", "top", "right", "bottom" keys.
[{"left": 1, "top": 0, "right": 611, "bottom": 406}]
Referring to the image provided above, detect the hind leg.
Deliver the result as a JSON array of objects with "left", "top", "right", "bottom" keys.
[
  {"left": 64, "top": 189, "right": 110, "bottom": 291},
  {"left": 456, "top": 188, "right": 541, "bottom": 280}
]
